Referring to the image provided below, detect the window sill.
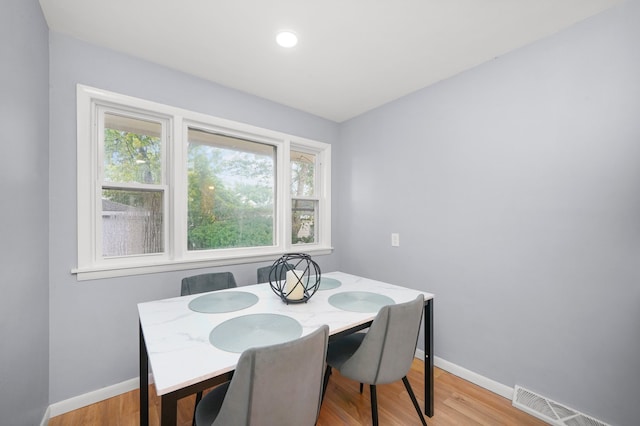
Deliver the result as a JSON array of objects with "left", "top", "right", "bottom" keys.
[{"left": 71, "top": 247, "right": 334, "bottom": 281}]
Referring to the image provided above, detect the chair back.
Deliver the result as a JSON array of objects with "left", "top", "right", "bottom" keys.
[
  {"left": 340, "top": 295, "right": 424, "bottom": 385},
  {"left": 181, "top": 272, "right": 237, "bottom": 296},
  {"left": 256, "top": 263, "right": 293, "bottom": 283},
  {"left": 214, "top": 325, "right": 329, "bottom": 426}
]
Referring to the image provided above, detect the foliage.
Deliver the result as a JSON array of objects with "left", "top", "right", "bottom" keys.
[
  {"left": 187, "top": 141, "right": 275, "bottom": 250},
  {"left": 103, "top": 128, "right": 161, "bottom": 184},
  {"left": 189, "top": 215, "right": 273, "bottom": 250},
  {"left": 102, "top": 125, "right": 317, "bottom": 252}
]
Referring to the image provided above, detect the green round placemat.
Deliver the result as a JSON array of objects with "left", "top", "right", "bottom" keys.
[
  {"left": 328, "top": 291, "right": 394, "bottom": 313},
  {"left": 188, "top": 291, "right": 259, "bottom": 313},
  {"left": 209, "top": 313, "right": 303, "bottom": 353}
]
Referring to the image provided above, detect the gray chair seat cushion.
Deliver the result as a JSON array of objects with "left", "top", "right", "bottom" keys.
[
  {"left": 195, "top": 382, "right": 229, "bottom": 426},
  {"left": 326, "top": 332, "right": 365, "bottom": 370}
]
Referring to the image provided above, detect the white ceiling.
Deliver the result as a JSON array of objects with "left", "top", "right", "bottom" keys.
[{"left": 39, "top": 0, "right": 621, "bottom": 122}]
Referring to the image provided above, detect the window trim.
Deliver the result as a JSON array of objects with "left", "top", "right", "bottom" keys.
[{"left": 74, "top": 85, "right": 332, "bottom": 281}]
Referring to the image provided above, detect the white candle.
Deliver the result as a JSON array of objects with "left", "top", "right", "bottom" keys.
[{"left": 285, "top": 270, "right": 305, "bottom": 300}]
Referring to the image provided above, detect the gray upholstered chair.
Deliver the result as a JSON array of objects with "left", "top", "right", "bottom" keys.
[
  {"left": 181, "top": 271, "right": 237, "bottom": 425},
  {"left": 323, "top": 295, "right": 427, "bottom": 426},
  {"left": 195, "top": 325, "right": 330, "bottom": 426},
  {"left": 256, "top": 263, "right": 294, "bottom": 283},
  {"left": 181, "top": 272, "right": 237, "bottom": 296}
]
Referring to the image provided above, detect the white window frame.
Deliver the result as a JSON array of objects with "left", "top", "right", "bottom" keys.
[
  {"left": 289, "top": 143, "right": 330, "bottom": 246},
  {"left": 74, "top": 85, "right": 332, "bottom": 280},
  {"left": 96, "top": 105, "right": 171, "bottom": 264}
]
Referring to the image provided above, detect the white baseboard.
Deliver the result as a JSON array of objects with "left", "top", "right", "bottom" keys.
[
  {"left": 40, "top": 406, "right": 51, "bottom": 426},
  {"left": 415, "top": 349, "right": 513, "bottom": 400},
  {"left": 46, "top": 355, "right": 512, "bottom": 420},
  {"left": 48, "top": 376, "right": 143, "bottom": 418}
]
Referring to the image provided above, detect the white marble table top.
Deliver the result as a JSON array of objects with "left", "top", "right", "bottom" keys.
[{"left": 138, "top": 271, "right": 434, "bottom": 395}]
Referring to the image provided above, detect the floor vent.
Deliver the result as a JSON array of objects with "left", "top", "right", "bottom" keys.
[{"left": 512, "top": 386, "right": 609, "bottom": 426}]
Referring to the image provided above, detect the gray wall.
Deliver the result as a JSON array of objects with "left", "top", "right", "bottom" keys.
[
  {"left": 336, "top": 1, "right": 640, "bottom": 425},
  {"left": 0, "top": 1, "right": 50, "bottom": 425},
  {"left": 48, "top": 33, "right": 339, "bottom": 403}
]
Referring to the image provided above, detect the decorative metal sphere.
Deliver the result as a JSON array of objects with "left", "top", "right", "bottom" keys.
[{"left": 268, "top": 253, "right": 321, "bottom": 304}]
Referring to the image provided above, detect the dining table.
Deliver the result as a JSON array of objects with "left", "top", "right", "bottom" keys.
[{"left": 138, "top": 271, "right": 435, "bottom": 425}]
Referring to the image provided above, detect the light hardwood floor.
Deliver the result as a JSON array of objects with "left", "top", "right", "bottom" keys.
[{"left": 49, "top": 361, "right": 547, "bottom": 425}]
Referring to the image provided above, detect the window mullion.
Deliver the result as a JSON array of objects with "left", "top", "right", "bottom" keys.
[
  {"left": 95, "top": 106, "right": 106, "bottom": 263},
  {"left": 281, "top": 141, "right": 292, "bottom": 251},
  {"left": 172, "top": 117, "right": 186, "bottom": 260}
]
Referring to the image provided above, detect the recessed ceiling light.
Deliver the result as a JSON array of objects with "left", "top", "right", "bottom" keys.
[{"left": 276, "top": 31, "right": 298, "bottom": 48}]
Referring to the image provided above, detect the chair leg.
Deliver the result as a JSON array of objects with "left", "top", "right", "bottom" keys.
[
  {"left": 192, "top": 391, "right": 203, "bottom": 426},
  {"left": 369, "top": 385, "right": 378, "bottom": 426},
  {"left": 322, "top": 365, "right": 332, "bottom": 402},
  {"left": 359, "top": 383, "right": 363, "bottom": 394},
  {"left": 402, "top": 376, "right": 427, "bottom": 426}
]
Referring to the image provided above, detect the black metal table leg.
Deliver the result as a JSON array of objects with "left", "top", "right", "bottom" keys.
[
  {"left": 140, "top": 322, "right": 149, "bottom": 426},
  {"left": 161, "top": 393, "right": 179, "bottom": 426},
  {"left": 424, "top": 299, "right": 434, "bottom": 417}
]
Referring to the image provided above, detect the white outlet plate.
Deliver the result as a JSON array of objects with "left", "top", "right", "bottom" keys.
[{"left": 391, "top": 233, "right": 400, "bottom": 247}]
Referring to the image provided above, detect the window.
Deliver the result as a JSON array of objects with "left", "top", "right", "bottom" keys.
[
  {"left": 75, "top": 85, "right": 331, "bottom": 280},
  {"left": 291, "top": 150, "right": 318, "bottom": 244},
  {"left": 186, "top": 128, "right": 276, "bottom": 251},
  {"left": 101, "top": 111, "right": 167, "bottom": 257}
]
